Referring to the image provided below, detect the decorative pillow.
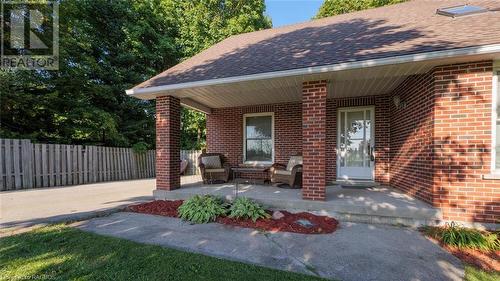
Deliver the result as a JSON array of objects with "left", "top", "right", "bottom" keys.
[
  {"left": 286, "top": 156, "right": 303, "bottom": 171},
  {"left": 201, "top": 155, "right": 222, "bottom": 169},
  {"left": 275, "top": 169, "right": 292, "bottom": 176}
]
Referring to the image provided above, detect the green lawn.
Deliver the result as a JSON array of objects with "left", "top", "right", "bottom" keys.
[
  {"left": 465, "top": 266, "right": 500, "bottom": 281},
  {"left": 0, "top": 225, "right": 322, "bottom": 281},
  {"left": 0, "top": 225, "right": 498, "bottom": 281}
]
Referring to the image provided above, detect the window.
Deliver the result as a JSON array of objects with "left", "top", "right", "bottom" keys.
[
  {"left": 494, "top": 70, "right": 500, "bottom": 172},
  {"left": 436, "top": 5, "right": 488, "bottom": 18},
  {"left": 243, "top": 113, "right": 273, "bottom": 163}
]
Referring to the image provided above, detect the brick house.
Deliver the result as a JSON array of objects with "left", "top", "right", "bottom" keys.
[{"left": 128, "top": 0, "right": 500, "bottom": 226}]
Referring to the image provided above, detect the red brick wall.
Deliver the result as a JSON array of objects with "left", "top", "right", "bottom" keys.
[
  {"left": 203, "top": 61, "right": 499, "bottom": 223},
  {"left": 390, "top": 61, "right": 499, "bottom": 223},
  {"left": 156, "top": 95, "right": 180, "bottom": 190},
  {"left": 208, "top": 96, "right": 390, "bottom": 185},
  {"left": 302, "top": 81, "right": 327, "bottom": 200},
  {"left": 206, "top": 103, "right": 302, "bottom": 166},
  {"left": 432, "top": 61, "right": 499, "bottom": 223},
  {"left": 206, "top": 107, "right": 243, "bottom": 165},
  {"left": 390, "top": 73, "right": 435, "bottom": 203}
]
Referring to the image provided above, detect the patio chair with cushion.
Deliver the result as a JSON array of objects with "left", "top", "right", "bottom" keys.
[
  {"left": 198, "top": 153, "right": 231, "bottom": 183},
  {"left": 268, "top": 155, "right": 303, "bottom": 188}
]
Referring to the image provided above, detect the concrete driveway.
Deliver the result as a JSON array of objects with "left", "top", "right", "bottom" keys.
[
  {"left": 0, "top": 179, "right": 155, "bottom": 229},
  {"left": 77, "top": 212, "right": 464, "bottom": 281}
]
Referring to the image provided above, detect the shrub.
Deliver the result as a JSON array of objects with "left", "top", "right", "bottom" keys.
[
  {"left": 178, "top": 195, "right": 228, "bottom": 223},
  {"left": 423, "top": 222, "right": 500, "bottom": 251},
  {"left": 132, "top": 142, "right": 149, "bottom": 154},
  {"left": 228, "top": 197, "right": 270, "bottom": 222}
]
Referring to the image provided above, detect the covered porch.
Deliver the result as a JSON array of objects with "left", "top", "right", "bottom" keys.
[
  {"left": 159, "top": 175, "right": 442, "bottom": 226},
  {"left": 150, "top": 55, "right": 498, "bottom": 213},
  {"left": 127, "top": 1, "right": 500, "bottom": 225}
]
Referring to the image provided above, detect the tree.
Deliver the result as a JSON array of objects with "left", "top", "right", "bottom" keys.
[
  {"left": 315, "top": 0, "right": 406, "bottom": 19},
  {"left": 181, "top": 108, "right": 206, "bottom": 150},
  {"left": 1, "top": 0, "right": 179, "bottom": 147},
  {"left": 0, "top": 0, "right": 271, "bottom": 150},
  {"left": 174, "top": 0, "right": 271, "bottom": 58},
  {"left": 174, "top": 0, "right": 272, "bottom": 150}
]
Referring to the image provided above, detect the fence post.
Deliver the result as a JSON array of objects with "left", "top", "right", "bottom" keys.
[
  {"left": 130, "top": 149, "right": 137, "bottom": 179},
  {"left": 21, "top": 139, "right": 34, "bottom": 188},
  {"left": 0, "top": 139, "right": 4, "bottom": 190}
]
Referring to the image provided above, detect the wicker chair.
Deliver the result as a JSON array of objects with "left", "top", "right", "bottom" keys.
[
  {"left": 268, "top": 156, "right": 303, "bottom": 188},
  {"left": 198, "top": 153, "right": 231, "bottom": 183}
]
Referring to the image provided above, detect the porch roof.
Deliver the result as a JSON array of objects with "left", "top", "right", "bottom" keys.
[{"left": 127, "top": 0, "right": 500, "bottom": 111}]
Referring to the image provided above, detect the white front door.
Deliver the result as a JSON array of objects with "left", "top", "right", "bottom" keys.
[{"left": 337, "top": 107, "right": 375, "bottom": 180}]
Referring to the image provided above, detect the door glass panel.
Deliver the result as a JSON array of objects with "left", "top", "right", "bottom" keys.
[
  {"left": 346, "top": 111, "right": 365, "bottom": 167},
  {"left": 339, "top": 109, "right": 372, "bottom": 168},
  {"left": 346, "top": 111, "right": 364, "bottom": 140},
  {"left": 339, "top": 112, "right": 346, "bottom": 167},
  {"left": 365, "top": 110, "right": 372, "bottom": 139},
  {"left": 338, "top": 108, "right": 374, "bottom": 179},
  {"left": 346, "top": 139, "right": 364, "bottom": 167},
  {"left": 365, "top": 110, "right": 372, "bottom": 167}
]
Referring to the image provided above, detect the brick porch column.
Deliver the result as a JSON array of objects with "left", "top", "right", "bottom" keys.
[
  {"left": 156, "top": 95, "right": 180, "bottom": 190},
  {"left": 302, "top": 80, "right": 327, "bottom": 200}
]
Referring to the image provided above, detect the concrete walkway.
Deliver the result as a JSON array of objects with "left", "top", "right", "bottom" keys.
[
  {"left": 160, "top": 176, "right": 441, "bottom": 226},
  {"left": 0, "top": 179, "right": 156, "bottom": 230},
  {"left": 77, "top": 212, "right": 464, "bottom": 281}
]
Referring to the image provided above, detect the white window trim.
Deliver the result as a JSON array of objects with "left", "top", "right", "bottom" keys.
[
  {"left": 491, "top": 63, "right": 500, "bottom": 174},
  {"left": 243, "top": 112, "right": 274, "bottom": 165}
]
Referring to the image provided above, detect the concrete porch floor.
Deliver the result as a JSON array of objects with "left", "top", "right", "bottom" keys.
[{"left": 156, "top": 175, "right": 442, "bottom": 226}]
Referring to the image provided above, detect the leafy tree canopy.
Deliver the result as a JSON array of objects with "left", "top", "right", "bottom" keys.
[
  {"left": 0, "top": 0, "right": 271, "bottom": 150},
  {"left": 314, "top": 0, "right": 406, "bottom": 19},
  {"left": 175, "top": 0, "right": 271, "bottom": 58}
]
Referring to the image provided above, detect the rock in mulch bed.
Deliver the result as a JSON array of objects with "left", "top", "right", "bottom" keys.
[
  {"left": 217, "top": 210, "right": 338, "bottom": 234},
  {"left": 127, "top": 200, "right": 338, "bottom": 235}
]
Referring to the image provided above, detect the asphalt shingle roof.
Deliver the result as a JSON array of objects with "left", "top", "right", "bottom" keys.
[{"left": 134, "top": 0, "right": 500, "bottom": 89}]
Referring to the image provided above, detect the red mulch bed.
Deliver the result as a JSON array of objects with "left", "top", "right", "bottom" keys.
[
  {"left": 445, "top": 246, "right": 500, "bottom": 271},
  {"left": 425, "top": 236, "right": 500, "bottom": 271},
  {"left": 127, "top": 200, "right": 338, "bottom": 234},
  {"left": 216, "top": 210, "right": 338, "bottom": 234},
  {"left": 127, "top": 200, "right": 183, "bottom": 217}
]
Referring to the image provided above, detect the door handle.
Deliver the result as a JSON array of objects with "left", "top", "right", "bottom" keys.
[{"left": 368, "top": 145, "right": 375, "bottom": 161}]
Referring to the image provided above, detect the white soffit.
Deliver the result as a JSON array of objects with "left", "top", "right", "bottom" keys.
[{"left": 129, "top": 45, "right": 500, "bottom": 109}]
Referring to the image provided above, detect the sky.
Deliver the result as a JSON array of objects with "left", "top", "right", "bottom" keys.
[{"left": 265, "top": 0, "right": 324, "bottom": 27}]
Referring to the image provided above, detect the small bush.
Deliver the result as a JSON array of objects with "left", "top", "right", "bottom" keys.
[
  {"left": 228, "top": 197, "right": 270, "bottom": 222},
  {"left": 178, "top": 195, "right": 228, "bottom": 223},
  {"left": 132, "top": 142, "right": 149, "bottom": 154},
  {"left": 423, "top": 222, "right": 500, "bottom": 251}
]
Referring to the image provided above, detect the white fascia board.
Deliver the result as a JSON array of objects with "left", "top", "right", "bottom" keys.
[{"left": 126, "top": 44, "right": 500, "bottom": 97}]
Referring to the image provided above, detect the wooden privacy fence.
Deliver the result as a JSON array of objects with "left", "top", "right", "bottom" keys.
[
  {"left": 0, "top": 139, "right": 202, "bottom": 191},
  {"left": 181, "top": 150, "right": 201, "bottom": 176},
  {"left": 0, "top": 139, "right": 156, "bottom": 191}
]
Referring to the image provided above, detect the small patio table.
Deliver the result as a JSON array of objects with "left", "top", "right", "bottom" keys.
[{"left": 232, "top": 167, "right": 268, "bottom": 198}]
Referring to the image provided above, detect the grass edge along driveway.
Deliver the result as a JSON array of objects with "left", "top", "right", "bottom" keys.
[
  {"left": 0, "top": 225, "right": 325, "bottom": 281},
  {"left": 0, "top": 224, "right": 498, "bottom": 281}
]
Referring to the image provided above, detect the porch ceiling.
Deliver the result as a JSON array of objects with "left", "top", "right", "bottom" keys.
[{"left": 144, "top": 52, "right": 500, "bottom": 110}]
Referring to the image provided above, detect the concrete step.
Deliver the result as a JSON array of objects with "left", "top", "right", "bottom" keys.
[
  {"left": 330, "top": 180, "right": 381, "bottom": 187},
  {"left": 155, "top": 185, "right": 442, "bottom": 228}
]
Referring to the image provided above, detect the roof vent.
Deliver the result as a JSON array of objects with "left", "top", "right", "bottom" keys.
[{"left": 436, "top": 4, "right": 488, "bottom": 18}]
